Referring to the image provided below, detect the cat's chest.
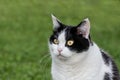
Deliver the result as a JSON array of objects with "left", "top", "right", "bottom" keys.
[{"left": 52, "top": 63, "right": 103, "bottom": 80}]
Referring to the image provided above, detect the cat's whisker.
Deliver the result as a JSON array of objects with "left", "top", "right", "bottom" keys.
[
  {"left": 39, "top": 54, "right": 50, "bottom": 64},
  {"left": 43, "top": 56, "right": 51, "bottom": 69},
  {"left": 39, "top": 53, "right": 51, "bottom": 75}
]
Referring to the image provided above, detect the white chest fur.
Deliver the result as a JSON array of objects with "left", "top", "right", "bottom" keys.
[{"left": 51, "top": 43, "right": 112, "bottom": 80}]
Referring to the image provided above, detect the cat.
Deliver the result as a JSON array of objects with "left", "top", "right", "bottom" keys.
[{"left": 48, "top": 15, "right": 120, "bottom": 80}]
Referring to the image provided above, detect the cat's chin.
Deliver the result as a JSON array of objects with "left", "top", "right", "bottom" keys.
[{"left": 56, "top": 54, "right": 70, "bottom": 60}]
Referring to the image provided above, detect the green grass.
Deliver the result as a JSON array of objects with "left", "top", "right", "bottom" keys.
[{"left": 0, "top": 0, "right": 120, "bottom": 80}]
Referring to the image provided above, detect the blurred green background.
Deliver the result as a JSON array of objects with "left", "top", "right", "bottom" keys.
[{"left": 0, "top": 0, "right": 120, "bottom": 80}]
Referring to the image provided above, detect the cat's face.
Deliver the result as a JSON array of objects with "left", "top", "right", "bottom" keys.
[{"left": 49, "top": 15, "right": 91, "bottom": 59}]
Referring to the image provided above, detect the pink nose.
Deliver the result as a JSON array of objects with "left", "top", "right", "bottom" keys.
[{"left": 58, "top": 48, "right": 62, "bottom": 53}]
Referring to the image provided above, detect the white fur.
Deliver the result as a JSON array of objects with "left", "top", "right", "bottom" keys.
[
  {"left": 51, "top": 15, "right": 61, "bottom": 29},
  {"left": 49, "top": 31, "right": 113, "bottom": 80}
]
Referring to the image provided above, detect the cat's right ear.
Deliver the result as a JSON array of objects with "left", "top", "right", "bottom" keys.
[{"left": 51, "top": 14, "right": 62, "bottom": 30}]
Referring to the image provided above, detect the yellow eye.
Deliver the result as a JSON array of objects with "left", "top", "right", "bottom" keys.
[
  {"left": 53, "top": 39, "right": 59, "bottom": 44},
  {"left": 67, "top": 40, "right": 74, "bottom": 46}
]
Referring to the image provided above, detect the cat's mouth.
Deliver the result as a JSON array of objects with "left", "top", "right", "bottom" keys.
[
  {"left": 57, "top": 54, "right": 65, "bottom": 57},
  {"left": 56, "top": 54, "right": 69, "bottom": 60}
]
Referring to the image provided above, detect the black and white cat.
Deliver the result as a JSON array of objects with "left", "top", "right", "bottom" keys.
[{"left": 49, "top": 15, "right": 120, "bottom": 80}]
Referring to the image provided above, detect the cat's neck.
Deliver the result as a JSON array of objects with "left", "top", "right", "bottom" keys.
[{"left": 52, "top": 43, "right": 104, "bottom": 80}]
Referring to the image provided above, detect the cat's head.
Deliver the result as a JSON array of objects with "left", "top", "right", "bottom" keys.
[{"left": 49, "top": 15, "right": 92, "bottom": 60}]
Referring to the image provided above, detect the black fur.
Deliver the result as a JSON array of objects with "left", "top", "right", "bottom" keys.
[
  {"left": 111, "top": 60, "right": 120, "bottom": 80},
  {"left": 65, "top": 27, "right": 90, "bottom": 53},
  {"left": 104, "top": 73, "right": 110, "bottom": 80},
  {"left": 54, "top": 22, "right": 66, "bottom": 32},
  {"left": 49, "top": 23, "right": 66, "bottom": 44},
  {"left": 49, "top": 24, "right": 90, "bottom": 53},
  {"left": 101, "top": 50, "right": 120, "bottom": 80},
  {"left": 101, "top": 50, "right": 111, "bottom": 65}
]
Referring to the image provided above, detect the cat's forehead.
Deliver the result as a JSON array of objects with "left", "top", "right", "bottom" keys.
[
  {"left": 58, "top": 31, "right": 66, "bottom": 43},
  {"left": 56, "top": 26, "right": 74, "bottom": 40}
]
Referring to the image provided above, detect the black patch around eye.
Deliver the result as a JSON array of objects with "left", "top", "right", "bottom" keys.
[
  {"left": 49, "top": 32, "right": 60, "bottom": 44},
  {"left": 49, "top": 25, "right": 66, "bottom": 44},
  {"left": 65, "top": 27, "right": 90, "bottom": 53},
  {"left": 49, "top": 35, "right": 58, "bottom": 44},
  {"left": 49, "top": 35, "right": 56, "bottom": 44}
]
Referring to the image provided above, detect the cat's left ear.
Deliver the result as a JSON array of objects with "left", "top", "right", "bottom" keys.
[
  {"left": 77, "top": 18, "right": 90, "bottom": 39},
  {"left": 51, "top": 14, "right": 62, "bottom": 30}
]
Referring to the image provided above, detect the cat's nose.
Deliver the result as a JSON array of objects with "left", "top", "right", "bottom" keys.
[{"left": 58, "top": 48, "right": 62, "bottom": 53}]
